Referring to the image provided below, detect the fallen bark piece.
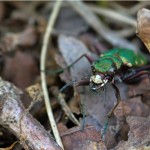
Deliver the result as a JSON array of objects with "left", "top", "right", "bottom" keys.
[{"left": 0, "top": 77, "right": 62, "bottom": 150}]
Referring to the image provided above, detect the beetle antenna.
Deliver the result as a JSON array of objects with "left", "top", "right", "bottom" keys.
[
  {"left": 59, "top": 75, "right": 91, "bottom": 93},
  {"left": 59, "top": 80, "right": 77, "bottom": 93}
]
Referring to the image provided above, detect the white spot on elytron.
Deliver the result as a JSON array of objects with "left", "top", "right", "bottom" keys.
[
  {"left": 135, "top": 60, "right": 138, "bottom": 65},
  {"left": 121, "top": 57, "right": 128, "bottom": 64},
  {"left": 141, "top": 59, "right": 144, "bottom": 64},
  {"left": 90, "top": 75, "right": 102, "bottom": 84},
  {"left": 127, "top": 63, "right": 132, "bottom": 67}
]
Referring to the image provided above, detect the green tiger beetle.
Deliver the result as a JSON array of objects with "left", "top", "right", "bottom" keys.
[{"left": 59, "top": 48, "right": 150, "bottom": 135}]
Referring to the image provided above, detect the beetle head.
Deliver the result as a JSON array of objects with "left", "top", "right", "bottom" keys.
[{"left": 90, "top": 74, "right": 108, "bottom": 92}]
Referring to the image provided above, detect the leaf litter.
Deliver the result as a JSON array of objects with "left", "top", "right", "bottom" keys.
[
  {"left": 56, "top": 35, "right": 130, "bottom": 147},
  {"left": 56, "top": 32, "right": 150, "bottom": 150},
  {"left": 0, "top": 1, "right": 150, "bottom": 150}
]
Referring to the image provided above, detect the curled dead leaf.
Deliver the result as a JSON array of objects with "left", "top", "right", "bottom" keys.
[{"left": 137, "top": 8, "right": 150, "bottom": 52}]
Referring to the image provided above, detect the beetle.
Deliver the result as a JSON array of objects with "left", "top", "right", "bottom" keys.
[{"left": 60, "top": 48, "right": 150, "bottom": 118}]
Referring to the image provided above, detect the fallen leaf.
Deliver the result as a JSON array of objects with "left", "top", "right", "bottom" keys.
[
  {"left": 127, "top": 78, "right": 150, "bottom": 97},
  {"left": 112, "top": 116, "right": 150, "bottom": 150},
  {"left": 137, "top": 8, "right": 150, "bottom": 52},
  {"left": 55, "top": 7, "right": 89, "bottom": 36},
  {"left": 58, "top": 35, "right": 93, "bottom": 81},
  {"left": 58, "top": 123, "right": 107, "bottom": 150},
  {"left": 55, "top": 53, "right": 71, "bottom": 83},
  {"left": 127, "top": 78, "right": 150, "bottom": 107},
  {"left": 114, "top": 96, "right": 149, "bottom": 118},
  {"left": 0, "top": 26, "right": 38, "bottom": 52},
  {"left": 2, "top": 51, "right": 39, "bottom": 90}
]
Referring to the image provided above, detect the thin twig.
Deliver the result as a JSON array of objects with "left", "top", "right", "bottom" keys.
[
  {"left": 50, "top": 86, "right": 80, "bottom": 126},
  {"left": 129, "top": 1, "right": 150, "bottom": 15},
  {"left": 115, "top": 28, "right": 135, "bottom": 38},
  {"left": 111, "top": 1, "right": 150, "bottom": 16},
  {"left": 67, "top": 1, "right": 137, "bottom": 50},
  {"left": 40, "top": 0, "right": 64, "bottom": 149},
  {"left": 58, "top": 93, "right": 81, "bottom": 126},
  {"left": 89, "top": 5, "right": 137, "bottom": 27},
  {"left": 68, "top": 1, "right": 138, "bottom": 51}
]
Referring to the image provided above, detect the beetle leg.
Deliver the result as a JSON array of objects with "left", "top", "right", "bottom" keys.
[
  {"left": 67, "top": 54, "right": 93, "bottom": 69},
  {"left": 121, "top": 64, "right": 150, "bottom": 82},
  {"left": 47, "top": 54, "right": 94, "bottom": 75},
  {"left": 107, "top": 83, "right": 121, "bottom": 118},
  {"left": 73, "top": 79, "right": 90, "bottom": 104},
  {"left": 59, "top": 80, "right": 76, "bottom": 93},
  {"left": 73, "top": 79, "right": 90, "bottom": 129},
  {"left": 126, "top": 71, "right": 150, "bottom": 81},
  {"left": 59, "top": 78, "right": 90, "bottom": 128},
  {"left": 101, "top": 83, "right": 121, "bottom": 139}
]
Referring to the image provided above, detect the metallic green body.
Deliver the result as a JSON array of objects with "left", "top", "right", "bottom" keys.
[{"left": 92, "top": 48, "right": 148, "bottom": 74}]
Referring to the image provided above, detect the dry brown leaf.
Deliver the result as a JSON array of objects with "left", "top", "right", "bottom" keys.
[
  {"left": 137, "top": 8, "right": 150, "bottom": 52},
  {"left": 55, "top": 53, "right": 71, "bottom": 83},
  {"left": 58, "top": 123, "right": 107, "bottom": 150},
  {"left": 127, "top": 78, "right": 150, "bottom": 97},
  {"left": 26, "top": 83, "right": 43, "bottom": 102},
  {"left": 2, "top": 51, "right": 39, "bottom": 90},
  {"left": 55, "top": 7, "right": 89, "bottom": 36},
  {"left": 114, "top": 96, "right": 149, "bottom": 118},
  {"left": 112, "top": 116, "right": 150, "bottom": 150},
  {"left": 0, "top": 26, "right": 38, "bottom": 52}
]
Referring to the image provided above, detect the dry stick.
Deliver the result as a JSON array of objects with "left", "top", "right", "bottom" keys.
[
  {"left": 40, "top": 0, "right": 64, "bottom": 149},
  {"left": 112, "top": 1, "right": 150, "bottom": 16},
  {"left": 128, "top": 1, "right": 150, "bottom": 15},
  {"left": 0, "top": 78, "right": 61, "bottom": 150},
  {"left": 89, "top": 5, "right": 137, "bottom": 27},
  {"left": 58, "top": 93, "right": 81, "bottom": 126},
  {"left": 111, "top": 2, "right": 130, "bottom": 14},
  {"left": 115, "top": 28, "right": 135, "bottom": 38},
  {"left": 68, "top": 1, "right": 138, "bottom": 51},
  {"left": 50, "top": 86, "right": 80, "bottom": 126},
  {"left": 89, "top": 6, "right": 136, "bottom": 37}
]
